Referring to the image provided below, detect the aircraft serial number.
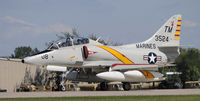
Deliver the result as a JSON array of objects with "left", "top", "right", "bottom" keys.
[
  {"left": 41, "top": 54, "right": 48, "bottom": 59},
  {"left": 155, "top": 35, "right": 169, "bottom": 42}
]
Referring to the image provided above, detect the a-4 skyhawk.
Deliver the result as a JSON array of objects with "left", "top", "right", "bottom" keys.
[{"left": 21, "top": 14, "right": 182, "bottom": 91}]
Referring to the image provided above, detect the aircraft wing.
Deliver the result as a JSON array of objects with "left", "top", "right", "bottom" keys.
[
  {"left": 82, "top": 61, "right": 169, "bottom": 71},
  {"left": 82, "top": 61, "right": 117, "bottom": 67},
  {"left": 111, "top": 64, "right": 159, "bottom": 71}
]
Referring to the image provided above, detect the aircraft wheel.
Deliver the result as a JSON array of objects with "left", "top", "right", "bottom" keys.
[
  {"left": 100, "top": 82, "right": 108, "bottom": 90},
  {"left": 61, "top": 85, "right": 66, "bottom": 91},
  {"left": 123, "top": 82, "right": 131, "bottom": 91}
]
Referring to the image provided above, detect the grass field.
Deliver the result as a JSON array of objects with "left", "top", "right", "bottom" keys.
[{"left": 0, "top": 95, "right": 200, "bottom": 101}]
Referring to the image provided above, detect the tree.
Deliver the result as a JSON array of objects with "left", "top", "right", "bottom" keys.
[
  {"left": 175, "top": 48, "right": 200, "bottom": 87},
  {"left": 88, "top": 33, "right": 122, "bottom": 46},
  {"left": 20, "top": 67, "right": 33, "bottom": 86},
  {"left": 34, "top": 67, "right": 49, "bottom": 86},
  {"left": 11, "top": 46, "right": 40, "bottom": 59},
  {"left": 159, "top": 66, "right": 182, "bottom": 88},
  {"left": 58, "top": 29, "right": 80, "bottom": 39},
  {"left": 32, "top": 48, "right": 40, "bottom": 55}
]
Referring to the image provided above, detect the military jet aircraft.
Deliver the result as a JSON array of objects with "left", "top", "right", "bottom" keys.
[{"left": 21, "top": 14, "right": 182, "bottom": 91}]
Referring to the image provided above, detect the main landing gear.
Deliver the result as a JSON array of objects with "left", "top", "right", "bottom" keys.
[
  {"left": 100, "top": 82, "right": 108, "bottom": 90},
  {"left": 122, "top": 82, "right": 131, "bottom": 91}
]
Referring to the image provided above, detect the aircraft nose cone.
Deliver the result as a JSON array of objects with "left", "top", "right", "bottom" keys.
[
  {"left": 21, "top": 59, "right": 25, "bottom": 63},
  {"left": 22, "top": 55, "right": 46, "bottom": 65},
  {"left": 22, "top": 57, "right": 36, "bottom": 65}
]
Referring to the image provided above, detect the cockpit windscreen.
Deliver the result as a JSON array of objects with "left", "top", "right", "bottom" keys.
[{"left": 48, "top": 37, "right": 89, "bottom": 50}]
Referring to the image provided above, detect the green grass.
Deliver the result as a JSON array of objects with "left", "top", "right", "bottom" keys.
[{"left": 0, "top": 95, "right": 200, "bottom": 101}]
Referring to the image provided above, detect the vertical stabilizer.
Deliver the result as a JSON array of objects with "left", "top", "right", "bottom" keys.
[
  {"left": 144, "top": 14, "right": 182, "bottom": 47},
  {"left": 144, "top": 14, "right": 182, "bottom": 63}
]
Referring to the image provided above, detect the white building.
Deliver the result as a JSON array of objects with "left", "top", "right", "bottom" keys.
[{"left": 0, "top": 59, "right": 40, "bottom": 92}]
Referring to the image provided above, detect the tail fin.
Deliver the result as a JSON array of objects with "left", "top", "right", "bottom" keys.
[
  {"left": 123, "top": 15, "right": 182, "bottom": 63},
  {"left": 144, "top": 14, "right": 182, "bottom": 63},
  {"left": 144, "top": 14, "right": 182, "bottom": 47}
]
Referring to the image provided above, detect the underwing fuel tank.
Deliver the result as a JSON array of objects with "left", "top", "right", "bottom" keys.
[
  {"left": 124, "top": 70, "right": 146, "bottom": 79},
  {"left": 46, "top": 65, "right": 67, "bottom": 72},
  {"left": 96, "top": 70, "right": 164, "bottom": 82}
]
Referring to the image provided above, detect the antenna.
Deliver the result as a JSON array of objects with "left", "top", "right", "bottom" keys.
[
  {"left": 96, "top": 37, "right": 101, "bottom": 42},
  {"left": 70, "top": 37, "right": 74, "bottom": 47}
]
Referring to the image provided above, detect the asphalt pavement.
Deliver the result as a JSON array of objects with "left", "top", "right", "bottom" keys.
[{"left": 0, "top": 89, "right": 200, "bottom": 98}]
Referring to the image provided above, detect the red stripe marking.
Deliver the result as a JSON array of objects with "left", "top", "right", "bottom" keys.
[
  {"left": 176, "top": 30, "right": 181, "bottom": 32},
  {"left": 112, "top": 64, "right": 156, "bottom": 67},
  {"left": 175, "top": 34, "right": 180, "bottom": 37},
  {"left": 177, "top": 25, "right": 181, "bottom": 26},
  {"left": 178, "top": 20, "right": 181, "bottom": 22},
  {"left": 112, "top": 64, "right": 157, "bottom": 67}
]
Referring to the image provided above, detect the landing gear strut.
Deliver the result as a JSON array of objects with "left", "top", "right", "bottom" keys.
[
  {"left": 59, "top": 68, "right": 74, "bottom": 91},
  {"left": 122, "top": 82, "right": 131, "bottom": 91},
  {"left": 100, "top": 82, "right": 108, "bottom": 90},
  {"left": 59, "top": 72, "right": 66, "bottom": 91}
]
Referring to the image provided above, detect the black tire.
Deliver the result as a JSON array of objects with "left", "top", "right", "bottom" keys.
[
  {"left": 100, "top": 82, "right": 108, "bottom": 91},
  {"left": 159, "top": 84, "right": 164, "bottom": 89},
  {"left": 59, "top": 85, "right": 66, "bottom": 91},
  {"left": 123, "top": 82, "right": 131, "bottom": 91}
]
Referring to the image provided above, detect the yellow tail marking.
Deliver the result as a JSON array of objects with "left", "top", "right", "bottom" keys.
[
  {"left": 177, "top": 22, "right": 181, "bottom": 25},
  {"left": 174, "top": 17, "right": 181, "bottom": 39},
  {"left": 174, "top": 37, "right": 180, "bottom": 39},
  {"left": 96, "top": 45, "right": 134, "bottom": 64},
  {"left": 175, "top": 31, "right": 180, "bottom": 34},
  {"left": 140, "top": 70, "right": 154, "bottom": 79},
  {"left": 176, "top": 27, "right": 181, "bottom": 30}
]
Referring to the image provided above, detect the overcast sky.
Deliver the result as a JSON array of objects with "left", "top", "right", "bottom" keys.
[{"left": 0, "top": 0, "right": 199, "bottom": 56}]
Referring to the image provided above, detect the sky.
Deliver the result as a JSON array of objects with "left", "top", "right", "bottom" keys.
[{"left": 0, "top": 0, "right": 199, "bottom": 56}]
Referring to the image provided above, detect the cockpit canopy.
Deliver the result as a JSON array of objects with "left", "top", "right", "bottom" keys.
[{"left": 48, "top": 36, "right": 89, "bottom": 50}]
